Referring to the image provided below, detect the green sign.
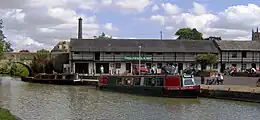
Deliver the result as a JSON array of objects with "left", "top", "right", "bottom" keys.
[{"left": 122, "top": 56, "right": 152, "bottom": 60}]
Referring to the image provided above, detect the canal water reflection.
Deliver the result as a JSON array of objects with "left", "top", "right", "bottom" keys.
[{"left": 1, "top": 77, "right": 260, "bottom": 120}]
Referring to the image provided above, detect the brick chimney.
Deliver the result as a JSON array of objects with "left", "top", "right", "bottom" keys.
[{"left": 78, "top": 17, "right": 82, "bottom": 40}]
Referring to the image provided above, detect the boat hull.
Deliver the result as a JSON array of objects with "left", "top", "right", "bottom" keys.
[
  {"left": 98, "top": 85, "right": 200, "bottom": 98},
  {"left": 21, "top": 77, "right": 82, "bottom": 85}
]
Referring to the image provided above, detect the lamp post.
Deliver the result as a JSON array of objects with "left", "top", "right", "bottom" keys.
[{"left": 138, "top": 46, "right": 142, "bottom": 75}]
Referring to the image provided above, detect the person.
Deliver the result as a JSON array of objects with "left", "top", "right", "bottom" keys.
[
  {"left": 100, "top": 65, "right": 104, "bottom": 74},
  {"left": 151, "top": 66, "right": 155, "bottom": 74},
  {"left": 251, "top": 67, "right": 256, "bottom": 73}
]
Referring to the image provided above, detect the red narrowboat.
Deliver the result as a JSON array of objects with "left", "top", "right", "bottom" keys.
[{"left": 98, "top": 74, "right": 200, "bottom": 98}]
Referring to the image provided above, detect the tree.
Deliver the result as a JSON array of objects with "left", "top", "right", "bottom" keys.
[
  {"left": 94, "top": 32, "right": 112, "bottom": 40},
  {"left": 175, "top": 28, "right": 203, "bottom": 40},
  {"left": 30, "top": 49, "right": 52, "bottom": 74},
  {"left": 196, "top": 53, "right": 217, "bottom": 70},
  {"left": 0, "top": 19, "right": 14, "bottom": 53}
]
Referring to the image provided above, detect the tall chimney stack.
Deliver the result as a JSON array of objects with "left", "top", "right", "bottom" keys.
[{"left": 78, "top": 17, "right": 82, "bottom": 40}]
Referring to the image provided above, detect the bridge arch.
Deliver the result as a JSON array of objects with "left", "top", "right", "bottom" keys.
[{"left": 11, "top": 61, "right": 34, "bottom": 77}]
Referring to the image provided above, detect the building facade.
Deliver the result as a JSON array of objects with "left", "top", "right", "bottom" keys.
[
  {"left": 69, "top": 39, "right": 219, "bottom": 74},
  {"left": 215, "top": 40, "right": 260, "bottom": 72}
]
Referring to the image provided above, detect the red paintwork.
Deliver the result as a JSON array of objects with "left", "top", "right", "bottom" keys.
[
  {"left": 164, "top": 76, "right": 181, "bottom": 87},
  {"left": 99, "top": 76, "right": 108, "bottom": 85}
]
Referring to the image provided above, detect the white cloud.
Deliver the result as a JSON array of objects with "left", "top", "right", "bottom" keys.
[
  {"left": 165, "top": 26, "right": 174, "bottom": 31},
  {"left": 104, "top": 23, "right": 118, "bottom": 31},
  {"left": 102, "top": 0, "right": 112, "bottom": 6},
  {"left": 0, "top": 0, "right": 100, "bottom": 51},
  {"left": 151, "top": 2, "right": 258, "bottom": 40},
  {"left": 150, "top": 15, "right": 165, "bottom": 25},
  {"left": 192, "top": 2, "right": 207, "bottom": 15},
  {"left": 116, "top": 0, "right": 152, "bottom": 13},
  {"left": 161, "top": 3, "right": 182, "bottom": 15},
  {"left": 152, "top": 5, "right": 159, "bottom": 12}
]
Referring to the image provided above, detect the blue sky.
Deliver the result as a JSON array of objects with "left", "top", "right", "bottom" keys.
[
  {"left": 82, "top": 0, "right": 260, "bottom": 39},
  {"left": 1, "top": 0, "right": 260, "bottom": 51}
]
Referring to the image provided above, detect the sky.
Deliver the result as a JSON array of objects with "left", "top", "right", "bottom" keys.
[{"left": 1, "top": 0, "right": 260, "bottom": 51}]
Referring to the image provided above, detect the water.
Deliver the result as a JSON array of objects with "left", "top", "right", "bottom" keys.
[{"left": 0, "top": 77, "right": 260, "bottom": 120}]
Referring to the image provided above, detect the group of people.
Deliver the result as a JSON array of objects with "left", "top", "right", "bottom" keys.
[{"left": 207, "top": 72, "right": 224, "bottom": 85}]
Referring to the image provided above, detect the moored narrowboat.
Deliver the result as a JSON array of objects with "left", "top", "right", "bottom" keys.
[
  {"left": 98, "top": 74, "right": 200, "bottom": 98},
  {"left": 22, "top": 73, "right": 82, "bottom": 84}
]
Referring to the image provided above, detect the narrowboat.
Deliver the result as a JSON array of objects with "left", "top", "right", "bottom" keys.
[
  {"left": 97, "top": 74, "right": 200, "bottom": 98},
  {"left": 21, "top": 73, "right": 82, "bottom": 85}
]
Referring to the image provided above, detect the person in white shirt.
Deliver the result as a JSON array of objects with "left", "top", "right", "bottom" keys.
[
  {"left": 251, "top": 68, "right": 256, "bottom": 73},
  {"left": 100, "top": 65, "right": 104, "bottom": 74}
]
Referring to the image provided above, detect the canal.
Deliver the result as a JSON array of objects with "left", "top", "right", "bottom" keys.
[{"left": 1, "top": 77, "right": 260, "bottom": 120}]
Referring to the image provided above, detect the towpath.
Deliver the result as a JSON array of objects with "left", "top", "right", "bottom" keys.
[{"left": 201, "top": 85, "right": 260, "bottom": 93}]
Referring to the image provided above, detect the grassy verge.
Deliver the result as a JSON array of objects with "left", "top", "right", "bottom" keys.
[{"left": 0, "top": 108, "right": 16, "bottom": 120}]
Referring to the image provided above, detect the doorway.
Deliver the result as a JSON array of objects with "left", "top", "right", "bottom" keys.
[
  {"left": 220, "top": 64, "right": 225, "bottom": 73},
  {"left": 126, "top": 63, "right": 131, "bottom": 73},
  {"left": 75, "top": 63, "right": 89, "bottom": 74},
  {"left": 178, "top": 63, "right": 183, "bottom": 73},
  {"left": 252, "top": 63, "right": 256, "bottom": 68},
  {"left": 95, "top": 63, "right": 109, "bottom": 73}
]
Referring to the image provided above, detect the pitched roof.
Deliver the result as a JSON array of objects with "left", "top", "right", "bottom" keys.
[
  {"left": 70, "top": 38, "right": 219, "bottom": 53},
  {"left": 215, "top": 40, "right": 260, "bottom": 51},
  {"left": 51, "top": 41, "right": 69, "bottom": 52}
]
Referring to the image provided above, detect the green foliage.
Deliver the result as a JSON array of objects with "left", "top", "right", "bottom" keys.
[
  {"left": 175, "top": 28, "right": 203, "bottom": 40},
  {"left": 31, "top": 49, "right": 53, "bottom": 74},
  {"left": 0, "top": 108, "right": 16, "bottom": 120},
  {"left": 95, "top": 32, "right": 112, "bottom": 40},
  {"left": 0, "top": 19, "right": 14, "bottom": 52},
  {"left": 0, "top": 62, "right": 29, "bottom": 77},
  {"left": 196, "top": 53, "right": 217, "bottom": 70}
]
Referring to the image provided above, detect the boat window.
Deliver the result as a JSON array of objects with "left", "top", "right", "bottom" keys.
[
  {"left": 156, "top": 76, "right": 164, "bottom": 86},
  {"left": 143, "top": 76, "right": 164, "bottom": 86},
  {"left": 41, "top": 75, "right": 49, "bottom": 79},
  {"left": 183, "top": 78, "right": 195, "bottom": 86},
  {"left": 133, "top": 77, "right": 141, "bottom": 86},
  {"left": 49, "top": 75, "right": 55, "bottom": 79},
  {"left": 116, "top": 77, "right": 124, "bottom": 85},
  {"left": 57, "top": 75, "right": 63, "bottom": 79}
]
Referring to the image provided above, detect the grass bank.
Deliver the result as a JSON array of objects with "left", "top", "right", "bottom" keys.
[{"left": 0, "top": 108, "right": 16, "bottom": 120}]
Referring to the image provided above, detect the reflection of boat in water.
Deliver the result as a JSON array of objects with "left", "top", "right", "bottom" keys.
[
  {"left": 21, "top": 73, "right": 82, "bottom": 84},
  {"left": 97, "top": 73, "right": 200, "bottom": 98}
]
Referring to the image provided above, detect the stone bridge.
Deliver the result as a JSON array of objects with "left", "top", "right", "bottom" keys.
[{"left": 0, "top": 60, "right": 33, "bottom": 77}]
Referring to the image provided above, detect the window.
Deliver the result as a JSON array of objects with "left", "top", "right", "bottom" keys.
[
  {"left": 183, "top": 78, "right": 195, "bottom": 86},
  {"left": 157, "top": 63, "right": 162, "bottom": 68},
  {"left": 146, "top": 52, "right": 153, "bottom": 55},
  {"left": 74, "top": 52, "right": 80, "bottom": 54},
  {"left": 242, "top": 64, "right": 247, "bottom": 70},
  {"left": 115, "top": 63, "right": 121, "bottom": 69},
  {"left": 156, "top": 52, "right": 162, "bottom": 55},
  {"left": 231, "top": 52, "right": 237, "bottom": 58},
  {"left": 114, "top": 52, "right": 121, "bottom": 55},
  {"left": 242, "top": 51, "right": 247, "bottom": 58},
  {"left": 213, "top": 63, "right": 218, "bottom": 69},
  {"left": 105, "top": 52, "right": 111, "bottom": 54}
]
